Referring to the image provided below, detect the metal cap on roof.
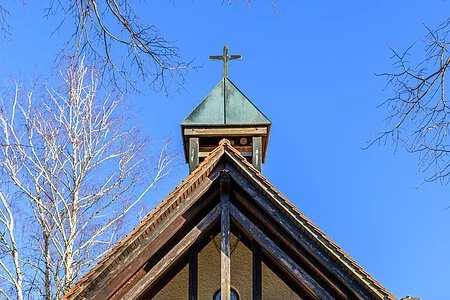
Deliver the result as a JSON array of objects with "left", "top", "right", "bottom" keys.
[{"left": 181, "top": 77, "right": 271, "bottom": 126}]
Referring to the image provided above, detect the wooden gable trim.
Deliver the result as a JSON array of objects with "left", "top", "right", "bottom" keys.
[
  {"left": 230, "top": 203, "right": 334, "bottom": 300},
  {"left": 233, "top": 190, "right": 353, "bottom": 299},
  {"left": 225, "top": 161, "right": 382, "bottom": 299},
  {"left": 86, "top": 169, "right": 224, "bottom": 299},
  {"left": 121, "top": 204, "right": 221, "bottom": 299},
  {"left": 64, "top": 147, "right": 225, "bottom": 299},
  {"left": 222, "top": 145, "right": 394, "bottom": 299}
]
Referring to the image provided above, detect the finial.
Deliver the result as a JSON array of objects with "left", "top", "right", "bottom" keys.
[
  {"left": 219, "top": 138, "right": 231, "bottom": 146},
  {"left": 209, "top": 45, "right": 242, "bottom": 78}
]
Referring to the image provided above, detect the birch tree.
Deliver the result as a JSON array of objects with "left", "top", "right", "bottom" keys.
[
  {"left": 0, "top": 61, "right": 173, "bottom": 299},
  {"left": 0, "top": 189, "right": 23, "bottom": 300}
]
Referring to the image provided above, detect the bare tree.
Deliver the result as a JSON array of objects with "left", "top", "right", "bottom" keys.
[
  {"left": 0, "top": 61, "right": 173, "bottom": 299},
  {"left": 370, "top": 19, "right": 450, "bottom": 182},
  {"left": 51, "top": 0, "right": 190, "bottom": 93},
  {"left": 0, "top": 1, "right": 190, "bottom": 94}
]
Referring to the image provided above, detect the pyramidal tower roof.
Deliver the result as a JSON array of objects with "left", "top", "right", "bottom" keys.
[{"left": 181, "top": 77, "right": 271, "bottom": 126}]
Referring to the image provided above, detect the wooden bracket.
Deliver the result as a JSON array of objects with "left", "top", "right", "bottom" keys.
[
  {"left": 189, "top": 137, "right": 199, "bottom": 173},
  {"left": 252, "top": 136, "right": 262, "bottom": 171}
]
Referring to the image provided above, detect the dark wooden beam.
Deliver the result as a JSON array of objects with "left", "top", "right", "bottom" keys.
[
  {"left": 189, "top": 137, "right": 199, "bottom": 173},
  {"left": 234, "top": 191, "right": 351, "bottom": 299},
  {"left": 252, "top": 242, "right": 262, "bottom": 300},
  {"left": 252, "top": 136, "right": 262, "bottom": 171},
  {"left": 220, "top": 170, "right": 231, "bottom": 300},
  {"left": 122, "top": 204, "right": 221, "bottom": 300},
  {"left": 91, "top": 177, "right": 219, "bottom": 299},
  {"left": 189, "top": 244, "right": 198, "bottom": 300},
  {"left": 230, "top": 203, "right": 333, "bottom": 300},
  {"left": 226, "top": 164, "right": 374, "bottom": 299},
  {"left": 88, "top": 167, "right": 224, "bottom": 299}
]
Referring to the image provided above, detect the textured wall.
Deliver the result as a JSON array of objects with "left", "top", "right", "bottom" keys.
[
  {"left": 262, "top": 261, "right": 301, "bottom": 300},
  {"left": 152, "top": 233, "right": 299, "bottom": 300},
  {"left": 198, "top": 234, "right": 220, "bottom": 300},
  {"left": 198, "top": 233, "right": 252, "bottom": 300},
  {"left": 152, "top": 264, "right": 188, "bottom": 300}
]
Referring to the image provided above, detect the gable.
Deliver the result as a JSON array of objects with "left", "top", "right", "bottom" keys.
[{"left": 63, "top": 141, "right": 395, "bottom": 300}]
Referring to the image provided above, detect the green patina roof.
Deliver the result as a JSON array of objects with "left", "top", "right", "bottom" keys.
[{"left": 181, "top": 77, "right": 271, "bottom": 126}]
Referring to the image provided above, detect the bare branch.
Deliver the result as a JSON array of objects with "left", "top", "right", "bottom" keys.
[
  {"left": 369, "top": 19, "right": 450, "bottom": 183},
  {"left": 0, "top": 60, "right": 174, "bottom": 298}
]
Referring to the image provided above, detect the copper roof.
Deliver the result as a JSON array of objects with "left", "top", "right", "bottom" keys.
[
  {"left": 181, "top": 77, "right": 271, "bottom": 126},
  {"left": 64, "top": 141, "right": 396, "bottom": 300}
]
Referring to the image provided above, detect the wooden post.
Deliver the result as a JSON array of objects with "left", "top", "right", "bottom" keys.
[
  {"left": 220, "top": 170, "right": 231, "bottom": 300},
  {"left": 189, "top": 137, "right": 199, "bottom": 173},
  {"left": 189, "top": 244, "right": 198, "bottom": 300},
  {"left": 252, "top": 242, "right": 262, "bottom": 300},
  {"left": 252, "top": 136, "right": 262, "bottom": 171}
]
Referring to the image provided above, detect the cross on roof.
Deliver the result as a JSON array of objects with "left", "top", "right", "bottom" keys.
[{"left": 209, "top": 45, "right": 242, "bottom": 78}]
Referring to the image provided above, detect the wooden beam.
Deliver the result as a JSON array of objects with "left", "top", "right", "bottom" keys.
[
  {"left": 252, "top": 136, "right": 262, "bottom": 171},
  {"left": 189, "top": 244, "right": 198, "bottom": 300},
  {"left": 252, "top": 242, "right": 262, "bottom": 300},
  {"left": 220, "top": 170, "right": 231, "bottom": 300},
  {"left": 234, "top": 191, "right": 351, "bottom": 299},
  {"left": 184, "top": 127, "right": 268, "bottom": 137},
  {"left": 122, "top": 204, "right": 221, "bottom": 300},
  {"left": 226, "top": 164, "right": 374, "bottom": 299},
  {"left": 189, "top": 137, "right": 199, "bottom": 173},
  {"left": 91, "top": 175, "right": 219, "bottom": 299},
  {"left": 230, "top": 203, "right": 333, "bottom": 300}
]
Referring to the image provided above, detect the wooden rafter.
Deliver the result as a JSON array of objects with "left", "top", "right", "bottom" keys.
[
  {"left": 233, "top": 191, "right": 353, "bottom": 299},
  {"left": 230, "top": 203, "right": 333, "bottom": 300},
  {"left": 122, "top": 204, "right": 221, "bottom": 300},
  {"left": 225, "top": 162, "right": 376, "bottom": 299}
]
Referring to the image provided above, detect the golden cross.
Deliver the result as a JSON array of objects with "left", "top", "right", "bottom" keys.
[{"left": 209, "top": 45, "right": 242, "bottom": 78}]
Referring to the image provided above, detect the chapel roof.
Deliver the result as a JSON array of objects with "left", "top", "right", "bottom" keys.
[{"left": 64, "top": 141, "right": 396, "bottom": 300}]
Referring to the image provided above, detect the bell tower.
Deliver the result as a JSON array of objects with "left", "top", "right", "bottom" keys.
[{"left": 181, "top": 45, "right": 271, "bottom": 173}]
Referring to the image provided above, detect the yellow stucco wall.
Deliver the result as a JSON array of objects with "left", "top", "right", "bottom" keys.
[
  {"left": 151, "top": 233, "right": 300, "bottom": 300},
  {"left": 262, "top": 261, "right": 301, "bottom": 300},
  {"left": 198, "top": 234, "right": 252, "bottom": 300},
  {"left": 152, "top": 264, "right": 188, "bottom": 300}
]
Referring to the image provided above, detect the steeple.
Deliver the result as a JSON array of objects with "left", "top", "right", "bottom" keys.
[{"left": 181, "top": 45, "right": 271, "bottom": 173}]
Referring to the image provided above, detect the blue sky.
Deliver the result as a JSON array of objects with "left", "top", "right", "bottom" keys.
[{"left": 1, "top": 1, "right": 450, "bottom": 298}]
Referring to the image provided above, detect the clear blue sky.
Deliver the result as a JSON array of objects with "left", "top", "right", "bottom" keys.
[{"left": 1, "top": 1, "right": 449, "bottom": 298}]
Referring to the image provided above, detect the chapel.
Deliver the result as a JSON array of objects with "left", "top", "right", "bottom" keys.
[{"left": 63, "top": 46, "right": 396, "bottom": 300}]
